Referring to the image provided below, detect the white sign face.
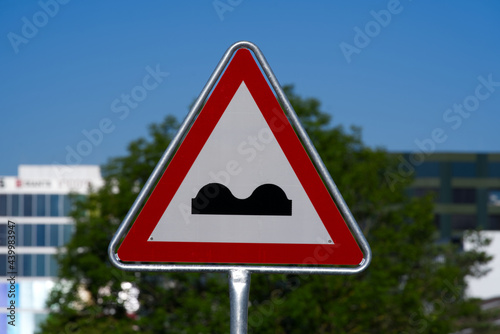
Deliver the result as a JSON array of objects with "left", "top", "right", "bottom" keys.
[{"left": 149, "top": 83, "right": 332, "bottom": 244}]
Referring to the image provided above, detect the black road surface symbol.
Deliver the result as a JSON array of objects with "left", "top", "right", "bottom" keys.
[{"left": 191, "top": 183, "right": 292, "bottom": 216}]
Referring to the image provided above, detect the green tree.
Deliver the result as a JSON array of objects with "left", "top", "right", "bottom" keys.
[{"left": 39, "top": 86, "right": 495, "bottom": 334}]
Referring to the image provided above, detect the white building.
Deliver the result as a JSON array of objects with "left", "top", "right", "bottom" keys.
[
  {"left": 465, "top": 231, "right": 500, "bottom": 299},
  {"left": 0, "top": 165, "right": 103, "bottom": 334}
]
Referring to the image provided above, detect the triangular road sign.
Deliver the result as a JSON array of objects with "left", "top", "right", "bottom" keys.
[{"left": 116, "top": 45, "right": 366, "bottom": 265}]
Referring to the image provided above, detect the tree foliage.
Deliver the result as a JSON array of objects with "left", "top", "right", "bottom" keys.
[{"left": 39, "top": 86, "right": 495, "bottom": 334}]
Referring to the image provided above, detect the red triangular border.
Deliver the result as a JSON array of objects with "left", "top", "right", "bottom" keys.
[{"left": 117, "top": 49, "right": 363, "bottom": 265}]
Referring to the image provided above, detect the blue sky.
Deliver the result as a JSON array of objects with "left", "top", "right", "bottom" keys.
[{"left": 1, "top": 1, "right": 499, "bottom": 176}]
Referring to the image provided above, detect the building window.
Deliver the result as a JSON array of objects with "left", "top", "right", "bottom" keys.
[
  {"left": 50, "top": 195, "right": 59, "bottom": 216},
  {"left": 36, "top": 194, "right": 46, "bottom": 216},
  {"left": 0, "top": 253, "right": 60, "bottom": 277},
  {"left": 24, "top": 194, "right": 33, "bottom": 216},
  {"left": 452, "top": 162, "right": 476, "bottom": 177},
  {"left": 23, "top": 254, "right": 33, "bottom": 277},
  {"left": 434, "top": 214, "right": 440, "bottom": 229},
  {"left": 488, "top": 190, "right": 500, "bottom": 206},
  {"left": 489, "top": 162, "right": 500, "bottom": 178},
  {"left": 23, "top": 224, "right": 32, "bottom": 246},
  {"left": 36, "top": 225, "right": 46, "bottom": 246},
  {"left": 451, "top": 214, "right": 477, "bottom": 230},
  {"left": 0, "top": 195, "right": 6, "bottom": 216},
  {"left": 49, "top": 225, "right": 59, "bottom": 247},
  {"left": 36, "top": 254, "right": 45, "bottom": 276},
  {"left": 452, "top": 188, "right": 476, "bottom": 204},
  {"left": 0, "top": 224, "right": 6, "bottom": 246},
  {"left": 11, "top": 195, "right": 19, "bottom": 216},
  {"left": 413, "top": 188, "right": 439, "bottom": 200},
  {"left": 63, "top": 225, "right": 74, "bottom": 244},
  {"left": 49, "top": 255, "right": 58, "bottom": 277},
  {"left": 415, "top": 162, "right": 440, "bottom": 177},
  {"left": 13, "top": 254, "right": 57, "bottom": 277},
  {"left": 62, "top": 195, "right": 72, "bottom": 216},
  {"left": 11, "top": 224, "right": 73, "bottom": 247},
  {"left": 16, "top": 224, "right": 23, "bottom": 246},
  {"left": 0, "top": 255, "right": 6, "bottom": 276},
  {"left": 489, "top": 216, "right": 500, "bottom": 230}
]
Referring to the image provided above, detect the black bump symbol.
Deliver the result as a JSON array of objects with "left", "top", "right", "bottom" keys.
[{"left": 191, "top": 183, "right": 292, "bottom": 216}]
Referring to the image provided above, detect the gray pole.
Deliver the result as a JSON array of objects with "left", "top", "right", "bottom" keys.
[{"left": 229, "top": 269, "right": 251, "bottom": 334}]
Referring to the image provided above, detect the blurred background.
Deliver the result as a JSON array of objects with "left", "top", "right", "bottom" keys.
[{"left": 1, "top": 1, "right": 500, "bottom": 333}]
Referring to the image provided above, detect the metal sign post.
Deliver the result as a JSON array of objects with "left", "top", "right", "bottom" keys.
[
  {"left": 108, "top": 41, "right": 371, "bottom": 333},
  {"left": 229, "top": 269, "right": 251, "bottom": 334}
]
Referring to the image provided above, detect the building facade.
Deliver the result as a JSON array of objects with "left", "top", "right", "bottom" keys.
[
  {"left": 0, "top": 165, "right": 103, "bottom": 334},
  {"left": 398, "top": 152, "right": 500, "bottom": 241}
]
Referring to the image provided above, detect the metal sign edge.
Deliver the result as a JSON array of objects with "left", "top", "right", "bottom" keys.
[{"left": 107, "top": 40, "right": 372, "bottom": 275}]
